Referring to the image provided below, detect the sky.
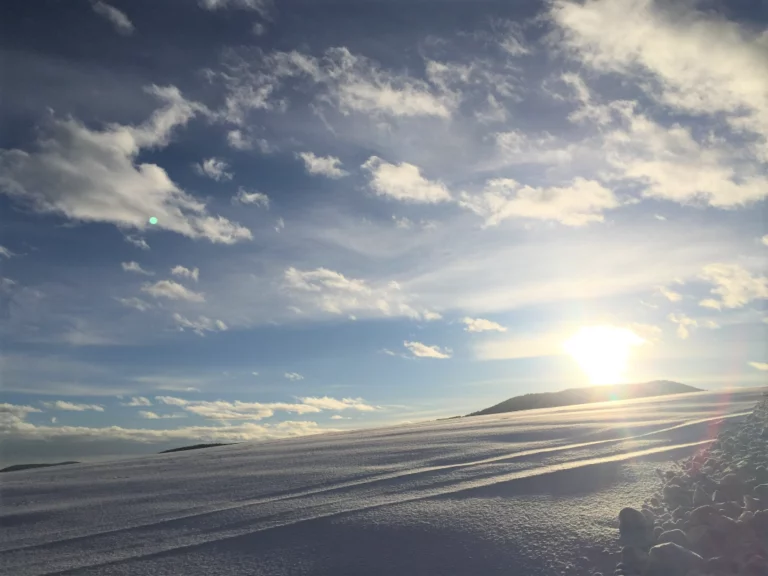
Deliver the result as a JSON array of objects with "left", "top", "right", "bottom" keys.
[{"left": 1, "top": 0, "right": 767, "bottom": 464}]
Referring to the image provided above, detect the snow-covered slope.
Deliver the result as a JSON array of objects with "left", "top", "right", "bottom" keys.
[{"left": 1, "top": 388, "right": 764, "bottom": 576}]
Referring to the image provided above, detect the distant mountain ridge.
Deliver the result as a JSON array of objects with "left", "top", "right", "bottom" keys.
[
  {"left": 468, "top": 380, "right": 702, "bottom": 417},
  {"left": 0, "top": 461, "right": 79, "bottom": 473}
]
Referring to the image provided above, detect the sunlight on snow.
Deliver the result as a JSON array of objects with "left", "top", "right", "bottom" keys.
[{"left": 563, "top": 326, "right": 646, "bottom": 385}]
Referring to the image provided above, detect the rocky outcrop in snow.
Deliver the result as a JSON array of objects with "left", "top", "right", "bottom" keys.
[{"left": 601, "top": 394, "right": 768, "bottom": 576}]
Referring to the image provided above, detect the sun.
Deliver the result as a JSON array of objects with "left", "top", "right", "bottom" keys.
[{"left": 563, "top": 326, "right": 646, "bottom": 385}]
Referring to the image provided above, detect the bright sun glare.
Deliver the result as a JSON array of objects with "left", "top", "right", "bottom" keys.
[{"left": 563, "top": 326, "right": 646, "bottom": 385}]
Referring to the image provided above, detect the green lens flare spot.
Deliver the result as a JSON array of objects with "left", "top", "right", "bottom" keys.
[{"left": 149, "top": 217, "right": 158, "bottom": 225}]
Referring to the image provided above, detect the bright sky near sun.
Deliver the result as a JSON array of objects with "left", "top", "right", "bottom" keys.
[{"left": 1, "top": 0, "right": 767, "bottom": 462}]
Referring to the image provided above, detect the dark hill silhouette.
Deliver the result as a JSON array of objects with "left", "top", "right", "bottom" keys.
[
  {"left": 468, "top": 380, "right": 702, "bottom": 417},
  {"left": 0, "top": 461, "right": 79, "bottom": 473},
  {"left": 159, "top": 443, "right": 233, "bottom": 454}
]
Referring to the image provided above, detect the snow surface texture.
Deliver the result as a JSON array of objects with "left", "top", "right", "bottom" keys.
[{"left": 1, "top": 388, "right": 765, "bottom": 576}]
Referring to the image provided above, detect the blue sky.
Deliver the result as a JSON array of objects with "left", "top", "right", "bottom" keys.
[{"left": 1, "top": 0, "right": 767, "bottom": 463}]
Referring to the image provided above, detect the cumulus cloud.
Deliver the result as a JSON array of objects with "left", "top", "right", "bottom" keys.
[
  {"left": 362, "top": 156, "right": 451, "bottom": 203},
  {"left": 233, "top": 187, "right": 270, "bottom": 207},
  {"left": 41, "top": 401, "right": 104, "bottom": 412},
  {"left": 748, "top": 362, "right": 768, "bottom": 371},
  {"left": 1, "top": 406, "right": 332, "bottom": 444},
  {"left": 91, "top": 1, "right": 134, "bottom": 35},
  {"left": 141, "top": 280, "right": 205, "bottom": 302},
  {"left": 171, "top": 265, "right": 200, "bottom": 282},
  {"left": 125, "top": 235, "right": 150, "bottom": 250},
  {"left": 220, "top": 47, "right": 452, "bottom": 124},
  {"left": 459, "top": 177, "right": 619, "bottom": 227},
  {"left": 403, "top": 340, "right": 452, "bottom": 359},
  {"left": 138, "top": 411, "right": 185, "bottom": 419},
  {"left": 553, "top": 6, "right": 768, "bottom": 208},
  {"left": 173, "top": 313, "right": 227, "bottom": 336},
  {"left": 122, "top": 396, "right": 152, "bottom": 407},
  {"left": 193, "top": 157, "right": 233, "bottom": 181},
  {"left": 462, "top": 317, "right": 507, "bottom": 333},
  {"left": 698, "top": 263, "right": 768, "bottom": 309},
  {"left": 667, "top": 313, "right": 719, "bottom": 340},
  {"left": 297, "top": 152, "right": 348, "bottom": 178},
  {"left": 151, "top": 394, "right": 374, "bottom": 421},
  {"left": 122, "top": 261, "right": 154, "bottom": 276},
  {"left": 155, "top": 396, "right": 317, "bottom": 420},
  {"left": 199, "top": 0, "right": 272, "bottom": 19},
  {"left": 284, "top": 267, "right": 439, "bottom": 321},
  {"left": 0, "top": 86, "right": 251, "bottom": 244},
  {"left": 550, "top": 0, "right": 768, "bottom": 159},
  {"left": 0, "top": 403, "right": 42, "bottom": 419},
  {"left": 658, "top": 286, "right": 682, "bottom": 302},
  {"left": 284, "top": 372, "right": 304, "bottom": 381},
  {"left": 299, "top": 396, "right": 375, "bottom": 411}
]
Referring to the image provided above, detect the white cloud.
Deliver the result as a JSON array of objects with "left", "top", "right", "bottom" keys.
[
  {"left": 698, "top": 263, "right": 768, "bottom": 309},
  {"left": 122, "top": 396, "right": 152, "bottom": 407},
  {"left": 667, "top": 313, "right": 718, "bottom": 340},
  {"left": 0, "top": 403, "right": 42, "bottom": 419},
  {"left": 171, "top": 265, "right": 200, "bottom": 282},
  {"left": 550, "top": 0, "right": 768, "bottom": 159},
  {"left": 142, "top": 280, "right": 205, "bottom": 302},
  {"left": 91, "top": 1, "right": 134, "bottom": 35},
  {"left": 362, "top": 156, "right": 451, "bottom": 204},
  {"left": 284, "top": 372, "right": 304, "bottom": 381},
  {"left": 748, "top": 362, "right": 768, "bottom": 371},
  {"left": 297, "top": 152, "right": 348, "bottom": 178},
  {"left": 1, "top": 405, "right": 332, "bottom": 444},
  {"left": 193, "top": 157, "right": 233, "bottom": 181},
  {"left": 138, "top": 411, "right": 185, "bottom": 419},
  {"left": 124, "top": 235, "right": 150, "bottom": 250},
  {"left": 667, "top": 313, "right": 696, "bottom": 340},
  {"left": 274, "top": 217, "right": 285, "bottom": 232},
  {"left": 658, "top": 286, "right": 682, "bottom": 302},
  {"left": 299, "top": 397, "right": 376, "bottom": 412},
  {"left": 403, "top": 340, "right": 452, "bottom": 359},
  {"left": 330, "top": 415, "right": 346, "bottom": 420},
  {"left": 462, "top": 317, "right": 507, "bottom": 333},
  {"left": 0, "top": 86, "right": 251, "bottom": 244},
  {"left": 199, "top": 0, "right": 272, "bottom": 19},
  {"left": 221, "top": 47, "right": 452, "bottom": 123},
  {"left": 227, "top": 130, "right": 252, "bottom": 150},
  {"left": 561, "top": 73, "right": 768, "bottom": 209},
  {"left": 459, "top": 177, "right": 619, "bottom": 227},
  {"left": 155, "top": 396, "right": 320, "bottom": 420},
  {"left": 41, "top": 401, "right": 104, "bottom": 412},
  {"left": 0, "top": 246, "right": 16, "bottom": 259},
  {"left": 122, "top": 261, "right": 154, "bottom": 276},
  {"left": 654, "top": 214, "right": 666, "bottom": 221},
  {"left": 233, "top": 187, "right": 270, "bottom": 207},
  {"left": 116, "top": 297, "right": 153, "bottom": 312},
  {"left": 173, "top": 313, "right": 227, "bottom": 336},
  {"left": 284, "top": 267, "right": 439, "bottom": 321},
  {"left": 251, "top": 371, "right": 259, "bottom": 376},
  {"left": 762, "top": 235, "right": 768, "bottom": 247},
  {"left": 148, "top": 395, "right": 376, "bottom": 421}
]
